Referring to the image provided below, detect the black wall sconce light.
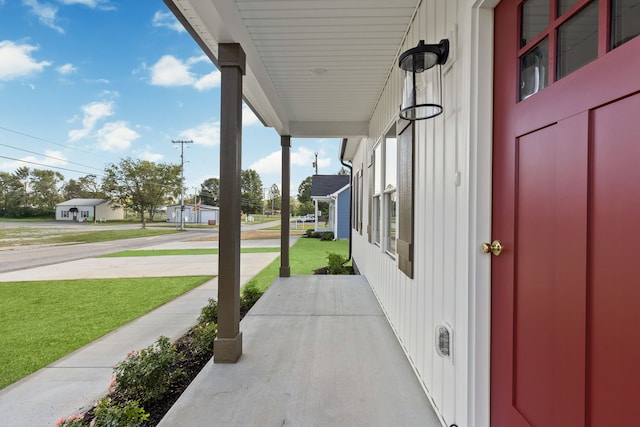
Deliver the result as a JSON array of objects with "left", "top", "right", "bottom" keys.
[{"left": 399, "top": 39, "right": 450, "bottom": 120}]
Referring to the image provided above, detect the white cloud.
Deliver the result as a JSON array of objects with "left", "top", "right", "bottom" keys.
[
  {"left": 96, "top": 121, "right": 140, "bottom": 152},
  {"left": 150, "top": 55, "right": 194, "bottom": 87},
  {"left": 243, "top": 104, "right": 261, "bottom": 126},
  {"left": 250, "top": 151, "right": 281, "bottom": 175},
  {"left": 137, "top": 148, "right": 164, "bottom": 162},
  {"left": 152, "top": 10, "right": 185, "bottom": 33},
  {"left": 57, "top": 0, "right": 114, "bottom": 10},
  {"left": 194, "top": 71, "right": 220, "bottom": 91},
  {"left": 0, "top": 40, "right": 51, "bottom": 81},
  {"left": 149, "top": 54, "right": 218, "bottom": 91},
  {"left": 56, "top": 63, "right": 77, "bottom": 75},
  {"left": 291, "top": 146, "right": 316, "bottom": 167},
  {"left": 250, "top": 147, "right": 330, "bottom": 176},
  {"left": 178, "top": 121, "right": 219, "bottom": 146},
  {"left": 68, "top": 100, "right": 114, "bottom": 141},
  {"left": 23, "top": 0, "right": 64, "bottom": 33}
]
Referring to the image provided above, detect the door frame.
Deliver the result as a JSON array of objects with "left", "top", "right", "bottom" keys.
[{"left": 466, "top": 1, "right": 500, "bottom": 427}]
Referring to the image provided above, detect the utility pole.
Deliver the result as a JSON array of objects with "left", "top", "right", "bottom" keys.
[
  {"left": 172, "top": 140, "right": 193, "bottom": 230},
  {"left": 313, "top": 152, "right": 318, "bottom": 175}
]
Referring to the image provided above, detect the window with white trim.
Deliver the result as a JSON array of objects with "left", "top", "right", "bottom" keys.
[
  {"left": 372, "top": 142, "right": 382, "bottom": 245},
  {"left": 384, "top": 129, "right": 397, "bottom": 256},
  {"left": 369, "top": 124, "right": 398, "bottom": 256}
]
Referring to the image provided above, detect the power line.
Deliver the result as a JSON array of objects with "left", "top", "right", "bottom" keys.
[
  {"left": 0, "top": 125, "right": 115, "bottom": 162},
  {"left": 0, "top": 155, "right": 103, "bottom": 176},
  {"left": 0, "top": 143, "right": 104, "bottom": 173}
]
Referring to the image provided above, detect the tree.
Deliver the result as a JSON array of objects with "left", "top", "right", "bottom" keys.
[
  {"left": 337, "top": 167, "right": 349, "bottom": 175},
  {"left": 30, "top": 169, "right": 64, "bottom": 211},
  {"left": 297, "top": 176, "right": 312, "bottom": 203},
  {"left": 102, "top": 158, "right": 181, "bottom": 227},
  {"left": 267, "top": 183, "right": 281, "bottom": 213},
  {"left": 13, "top": 166, "right": 30, "bottom": 209},
  {"left": 241, "top": 169, "right": 263, "bottom": 214},
  {"left": 199, "top": 177, "right": 219, "bottom": 206},
  {"left": 61, "top": 174, "right": 104, "bottom": 199},
  {"left": 297, "top": 200, "right": 315, "bottom": 216},
  {"left": 0, "top": 172, "right": 23, "bottom": 216}
]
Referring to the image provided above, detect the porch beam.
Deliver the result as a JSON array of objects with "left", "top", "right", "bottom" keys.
[
  {"left": 214, "top": 43, "right": 245, "bottom": 364},
  {"left": 280, "top": 135, "right": 291, "bottom": 277}
]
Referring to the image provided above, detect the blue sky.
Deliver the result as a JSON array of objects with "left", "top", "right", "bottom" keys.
[{"left": 0, "top": 0, "right": 341, "bottom": 198}]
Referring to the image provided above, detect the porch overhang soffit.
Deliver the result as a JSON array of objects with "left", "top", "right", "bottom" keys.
[{"left": 164, "top": 0, "right": 420, "bottom": 139}]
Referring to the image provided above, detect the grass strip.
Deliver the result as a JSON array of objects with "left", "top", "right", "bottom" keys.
[
  {"left": 244, "top": 238, "right": 350, "bottom": 292},
  {"left": 0, "top": 276, "right": 213, "bottom": 389},
  {"left": 100, "top": 247, "right": 280, "bottom": 257},
  {"left": 0, "top": 228, "right": 178, "bottom": 247}
]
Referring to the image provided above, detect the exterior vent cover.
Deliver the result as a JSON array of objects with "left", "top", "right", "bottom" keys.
[{"left": 435, "top": 323, "right": 453, "bottom": 358}]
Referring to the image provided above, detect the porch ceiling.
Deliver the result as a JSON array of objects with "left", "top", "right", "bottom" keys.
[{"left": 165, "top": 0, "right": 419, "bottom": 138}]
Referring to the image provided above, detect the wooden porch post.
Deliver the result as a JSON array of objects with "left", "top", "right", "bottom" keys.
[
  {"left": 214, "top": 43, "right": 245, "bottom": 364},
  {"left": 280, "top": 135, "right": 291, "bottom": 277}
]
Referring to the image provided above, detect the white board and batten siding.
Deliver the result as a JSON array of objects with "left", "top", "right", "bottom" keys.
[{"left": 351, "top": 1, "right": 495, "bottom": 426}]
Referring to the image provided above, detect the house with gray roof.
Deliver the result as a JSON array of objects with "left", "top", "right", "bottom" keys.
[
  {"left": 310, "top": 175, "right": 350, "bottom": 239},
  {"left": 55, "top": 198, "right": 123, "bottom": 222}
]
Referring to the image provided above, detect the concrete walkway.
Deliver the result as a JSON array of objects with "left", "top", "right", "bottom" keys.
[
  {"left": 0, "top": 240, "right": 282, "bottom": 427},
  {"left": 159, "top": 275, "right": 442, "bottom": 427}
]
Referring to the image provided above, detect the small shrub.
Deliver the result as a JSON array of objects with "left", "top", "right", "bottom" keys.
[
  {"left": 198, "top": 297, "right": 218, "bottom": 324},
  {"left": 112, "top": 336, "right": 184, "bottom": 403},
  {"left": 240, "top": 283, "right": 264, "bottom": 314},
  {"left": 192, "top": 322, "right": 217, "bottom": 355},
  {"left": 92, "top": 397, "right": 148, "bottom": 427},
  {"left": 55, "top": 414, "right": 85, "bottom": 427},
  {"left": 327, "top": 252, "right": 348, "bottom": 275},
  {"left": 304, "top": 229, "right": 314, "bottom": 237},
  {"left": 320, "top": 231, "right": 334, "bottom": 241}
]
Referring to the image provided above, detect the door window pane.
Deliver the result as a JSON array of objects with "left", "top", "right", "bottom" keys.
[
  {"left": 557, "top": 0, "right": 599, "bottom": 79},
  {"left": 611, "top": 0, "right": 640, "bottom": 48},
  {"left": 521, "top": 0, "right": 549, "bottom": 47},
  {"left": 558, "top": 0, "right": 579, "bottom": 16},
  {"left": 520, "top": 38, "right": 549, "bottom": 100}
]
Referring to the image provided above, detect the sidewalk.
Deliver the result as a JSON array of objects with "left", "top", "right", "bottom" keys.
[{"left": 0, "top": 239, "right": 283, "bottom": 427}]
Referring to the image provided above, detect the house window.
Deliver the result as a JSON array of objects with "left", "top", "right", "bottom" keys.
[
  {"left": 384, "top": 129, "right": 397, "bottom": 256},
  {"left": 61, "top": 211, "right": 69, "bottom": 218},
  {"left": 397, "top": 122, "right": 414, "bottom": 278},
  {"left": 352, "top": 168, "right": 363, "bottom": 234},
  {"left": 369, "top": 125, "right": 398, "bottom": 256},
  {"left": 372, "top": 142, "right": 382, "bottom": 245}
]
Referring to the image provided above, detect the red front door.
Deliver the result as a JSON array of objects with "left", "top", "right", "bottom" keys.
[{"left": 491, "top": 1, "right": 640, "bottom": 426}]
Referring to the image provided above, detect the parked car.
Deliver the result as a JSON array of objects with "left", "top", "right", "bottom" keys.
[{"left": 296, "top": 214, "right": 315, "bottom": 223}]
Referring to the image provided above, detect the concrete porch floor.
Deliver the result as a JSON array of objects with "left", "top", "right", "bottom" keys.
[{"left": 159, "top": 275, "right": 442, "bottom": 427}]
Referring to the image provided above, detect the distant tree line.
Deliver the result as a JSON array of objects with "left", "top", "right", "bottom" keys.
[{"left": 1, "top": 160, "right": 344, "bottom": 222}]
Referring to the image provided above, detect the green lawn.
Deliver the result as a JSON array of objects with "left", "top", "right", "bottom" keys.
[
  {"left": 99, "top": 247, "right": 279, "bottom": 257},
  {"left": 0, "top": 227, "right": 178, "bottom": 247},
  {"left": 245, "top": 237, "right": 350, "bottom": 292},
  {"left": 0, "top": 276, "right": 212, "bottom": 389}
]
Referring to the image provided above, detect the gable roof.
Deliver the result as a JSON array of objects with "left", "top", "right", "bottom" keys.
[
  {"left": 56, "top": 198, "right": 108, "bottom": 207},
  {"left": 311, "top": 175, "right": 350, "bottom": 198}
]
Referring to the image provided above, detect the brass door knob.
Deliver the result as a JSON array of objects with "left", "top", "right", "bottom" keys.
[{"left": 481, "top": 240, "right": 503, "bottom": 256}]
